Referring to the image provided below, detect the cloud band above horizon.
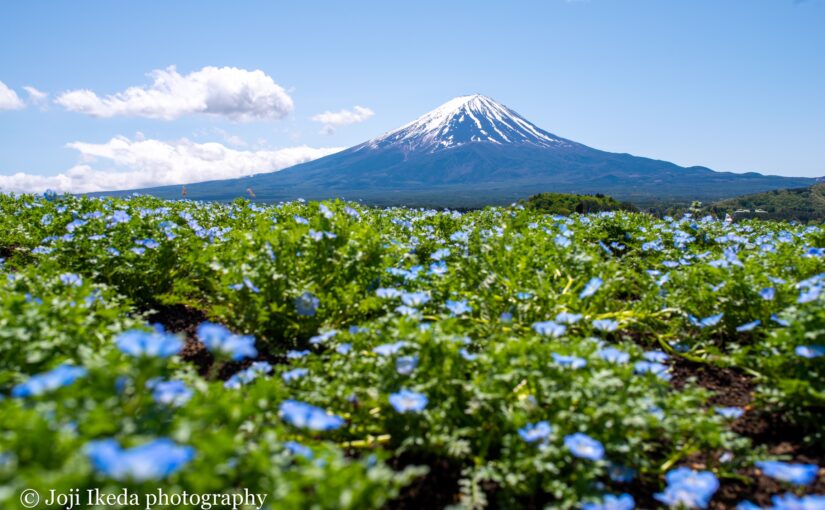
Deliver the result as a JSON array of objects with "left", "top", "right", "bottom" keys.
[{"left": 0, "top": 136, "right": 343, "bottom": 194}]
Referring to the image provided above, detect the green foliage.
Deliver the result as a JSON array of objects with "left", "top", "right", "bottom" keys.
[{"left": 0, "top": 192, "right": 823, "bottom": 508}]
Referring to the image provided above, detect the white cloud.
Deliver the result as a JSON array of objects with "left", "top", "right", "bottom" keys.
[
  {"left": 312, "top": 105, "right": 374, "bottom": 127},
  {"left": 0, "top": 136, "right": 342, "bottom": 193},
  {"left": 55, "top": 66, "right": 294, "bottom": 121},
  {"left": 0, "top": 81, "right": 25, "bottom": 110},
  {"left": 23, "top": 86, "right": 49, "bottom": 107}
]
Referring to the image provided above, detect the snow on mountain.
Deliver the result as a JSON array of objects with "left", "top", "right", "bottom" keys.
[{"left": 361, "top": 94, "right": 572, "bottom": 153}]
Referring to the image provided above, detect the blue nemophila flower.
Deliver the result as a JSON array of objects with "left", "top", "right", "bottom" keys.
[
  {"left": 24, "top": 293, "right": 43, "bottom": 305},
  {"left": 516, "top": 291, "right": 533, "bottom": 300},
  {"left": 771, "top": 314, "right": 790, "bottom": 327},
  {"left": 555, "top": 312, "right": 583, "bottom": 324},
  {"left": 86, "top": 438, "right": 194, "bottom": 482},
  {"left": 735, "top": 501, "right": 760, "bottom": 510},
  {"left": 283, "top": 441, "right": 313, "bottom": 459},
  {"left": 307, "top": 229, "right": 329, "bottom": 241},
  {"left": 196, "top": 322, "right": 257, "bottom": 361},
  {"left": 344, "top": 206, "right": 360, "bottom": 218},
  {"left": 282, "top": 368, "right": 309, "bottom": 383},
  {"left": 293, "top": 215, "right": 309, "bottom": 225},
  {"left": 518, "top": 421, "right": 553, "bottom": 444},
  {"left": 395, "top": 305, "right": 421, "bottom": 318},
  {"left": 795, "top": 345, "right": 825, "bottom": 359},
  {"left": 643, "top": 350, "right": 669, "bottom": 363},
  {"left": 634, "top": 361, "right": 671, "bottom": 381},
  {"left": 224, "top": 362, "right": 272, "bottom": 389},
  {"left": 429, "top": 261, "right": 448, "bottom": 275},
  {"left": 373, "top": 341, "right": 408, "bottom": 356},
  {"left": 131, "top": 247, "right": 146, "bottom": 255},
  {"left": 336, "top": 343, "right": 352, "bottom": 355},
  {"left": 552, "top": 353, "right": 587, "bottom": 369},
  {"left": 500, "top": 312, "right": 513, "bottom": 323},
  {"left": 755, "top": 461, "right": 819, "bottom": 486},
  {"left": 135, "top": 238, "right": 159, "bottom": 249},
  {"left": 598, "top": 347, "right": 630, "bottom": 364},
  {"left": 59, "top": 273, "right": 82, "bottom": 286},
  {"left": 389, "top": 389, "right": 428, "bottom": 413},
  {"left": 287, "top": 349, "right": 310, "bottom": 359},
  {"left": 445, "top": 299, "right": 472, "bottom": 316},
  {"left": 294, "top": 291, "right": 320, "bottom": 316},
  {"left": 695, "top": 313, "right": 724, "bottom": 328},
  {"left": 279, "top": 400, "right": 344, "bottom": 431},
  {"left": 318, "top": 203, "right": 333, "bottom": 218},
  {"left": 148, "top": 379, "right": 193, "bottom": 407},
  {"left": 582, "top": 494, "right": 635, "bottom": 510},
  {"left": 449, "top": 231, "right": 469, "bottom": 243},
  {"left": 109, "top": 210, "right": 131, "bottom": 225},
  {"left": 248, "top": 361, "right": 273, "bottom": 374},
  {"left": 564, "top": 433, "right": 605, "bottom": 461},
  {"left": 532, "top": 321, "right": 566, "bottom": 337},
  {"left": 579, "top": 277, "right": 604, "bottom": 299},
  {"left": 555, "top": 235, "right": 572, "bottom": 248},
  {"left": 229, "top": 277, "right": 260, "bottom": 293},
  {"left": 714, "top": 407, "right": 744, "bottom": 420},
  {"left": 655, "top": 468, "right": 719, "bottom": 509},
  {"left": 459, "top": 348, "right": 478, "bottom": 361},
  {"left": 593, "top": 319, "right": 619, "bottom": 332},
  {"left": 401, "top": 291, "right": 430, "bottom": 307},
  {"left": 797, "top": 284, "right": 822, "bottom": 304},
  {"left": 65, "top": 219, "right": 87, "bottom": 232},
  {"left": 736, "top": 320, "right": 761, "bottom": 332},
  {"left": 396, "top": 355, "right": 419, "bottom": 375},
  {"left": 769, "top": 494, "right": 825, "bottom": 510},
  {"left": 431, "top": 248, "right": 451, "bottom": 260},
  {"left": 759, "top": 287, "right": 776, "bottom": 301},
  {"left": 116, "top": 329, "right": 182, "bottom": 358},
  {"left": 11, "top": 364, "right": 87, "bottom": 398},
  {"left": 376, "top": 287, "right": 402, "bottom": 299},
  {"left": 309, "top": 330, "right": 338, "bottom": 345}
]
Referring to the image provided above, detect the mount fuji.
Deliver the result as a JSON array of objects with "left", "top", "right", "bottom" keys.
[{"left": 110, "top": 95, "right": 816, "bottom": 206}]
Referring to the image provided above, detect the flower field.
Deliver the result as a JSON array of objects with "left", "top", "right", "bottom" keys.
[{"left": 0, "top": 193, "right": 823, "bottom": 509}]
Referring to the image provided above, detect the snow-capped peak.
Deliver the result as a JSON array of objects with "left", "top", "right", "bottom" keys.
[{"left": 362, "top": 94, "right": 569, "bottom": 152}]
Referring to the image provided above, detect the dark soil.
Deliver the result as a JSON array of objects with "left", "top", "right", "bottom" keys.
[
  {"left": 0, "top": 244, "right": 18, "bottom": 260},
  {"left": 386, "top": 456, "right": 463, "bottom": 510},
  {"left": 670, "top": 359, "right": 754, "bottom": 408},
  {"left": 668, "top": 358, "right": 824, "bottom": 509}
]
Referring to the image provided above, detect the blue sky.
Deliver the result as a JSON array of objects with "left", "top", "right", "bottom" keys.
[{"left": 1, "top": 0, "right": 823, "bottom": 192}]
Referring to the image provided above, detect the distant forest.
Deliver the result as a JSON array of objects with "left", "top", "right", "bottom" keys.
[
  {"left": 705, "top": 183, "right": 825, "bottom": 223},
  {"left": 521, "top": 192, "right": 637, "bottom": 215},
  {"left": 520, "top": 184, "right": 825, "bottom": 223}
]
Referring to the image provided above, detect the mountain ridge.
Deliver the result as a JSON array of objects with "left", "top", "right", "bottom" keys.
[{"left": 94, "top": 95, "right": 818, "bottom": 207}]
